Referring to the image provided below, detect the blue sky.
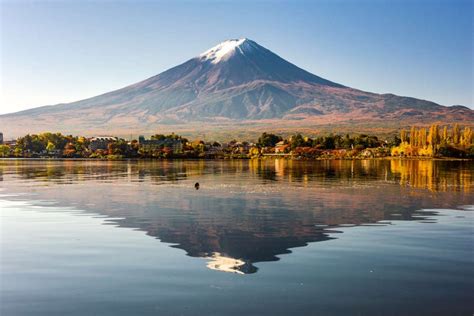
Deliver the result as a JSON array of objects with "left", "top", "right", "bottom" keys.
[{"left": 1, "top": 0, "right": 472, "bottom": 114}]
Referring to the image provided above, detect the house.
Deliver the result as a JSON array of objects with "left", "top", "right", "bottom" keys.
[
  {"left": 138, "top": 136, "right": 183, "bottom": 154},
  {"left": 4, "top": 140, "right": 16, "bottom": 147},
  {"left": 171, "top": 141, "right": 183, "bottom": 153},
  {"left": 205, "top": 142, "right": 223, "bottom": 155},
  {"left": 89, "top": 136, "right": 118, "bottom": 151},
  {"left": 275, "top": 145, "right": 290, "bottom": 153},
  {"left": 274, "top": 141, "right": 290, "bottom": 153},
  {"left": 229, "top": 141, "right": 251, "bottom": 154}
]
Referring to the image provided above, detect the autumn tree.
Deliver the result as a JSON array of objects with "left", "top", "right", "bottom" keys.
[
  {"left": 427, "top": 124, "right": 440, "bottom": 156},
  {"left": 419, "top": 128, "right": 427, "bottom": 147},
  {"left": 442, "top": 126, "right": 448, "bottom": 144},
  {"left": 460, "top": 127, "right": 473, "bottom": 146},
  {"left": 400, "top": 130, "right": 407, "bottom": 143},
  {"left": 63, "top": 143, "right": 76, "bottom": 157},
  {"left": 452, "top": 123, "right": 460, "bottom": 145},
  {"left": 409, "top": 126, "right": 416, "bottom": 146}
]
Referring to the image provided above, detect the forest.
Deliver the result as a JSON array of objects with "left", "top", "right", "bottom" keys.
[{"left": 0, "top": 124, "right": 472, "bottom": 159}]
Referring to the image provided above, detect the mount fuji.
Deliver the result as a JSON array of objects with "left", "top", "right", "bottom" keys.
[{"left": 1, "top": 38, "right": 472, "bottom": 138}]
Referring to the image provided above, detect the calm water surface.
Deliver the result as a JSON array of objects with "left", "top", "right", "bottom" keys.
[{"left": 0, "top": 159, "right": 473, "bottom": 315}]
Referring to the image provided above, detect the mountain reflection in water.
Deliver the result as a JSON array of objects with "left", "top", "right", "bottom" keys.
[{"left": 0, "top": 159, "right": 472, "bottom": 274}]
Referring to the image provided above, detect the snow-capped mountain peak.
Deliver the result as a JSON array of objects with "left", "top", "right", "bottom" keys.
[
  {"left": 2, "top": 37, "right": 469, "bottom": 139},
  {"left": 199, "top": 38, "right": 255, "bottom": 64}
]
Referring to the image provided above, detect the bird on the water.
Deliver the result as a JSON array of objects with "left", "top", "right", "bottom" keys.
[{"left": 194, "top": 182, "right": 200, "bottom": 190}]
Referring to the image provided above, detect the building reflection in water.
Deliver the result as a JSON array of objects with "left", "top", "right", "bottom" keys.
[{"left": 0, "top": 159, "right": 472, "bottom": 274}]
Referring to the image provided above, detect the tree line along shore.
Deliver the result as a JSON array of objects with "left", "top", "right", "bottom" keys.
[{"left": 0, "top": 124, "right": 472, "bottom": 160}]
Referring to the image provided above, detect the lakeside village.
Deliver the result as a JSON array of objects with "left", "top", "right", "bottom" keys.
[{"left": 0, "top": 124, "right": 472, "bottom": 160}]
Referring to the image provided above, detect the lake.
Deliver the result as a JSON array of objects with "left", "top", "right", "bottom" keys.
[{"left": 0, "top": 159, "right": 473, "bottom": 315}]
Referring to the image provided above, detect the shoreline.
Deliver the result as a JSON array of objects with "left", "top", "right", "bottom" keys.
[{"left": 1, "top": 157, "right": 472, "bottom": 162}]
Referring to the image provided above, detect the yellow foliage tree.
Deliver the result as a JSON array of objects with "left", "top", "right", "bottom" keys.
[
  {"left": 410, "top": 126, "right": 416, "bottom": 146},
  {"left": 427, "top": 124, "right": 440, "bottom": 155},
  {"left": 442, "top": 126, "right": 448, "bottom": 144},
  {"left": 452, "top": 123, "right": 460, "bottom": 145},
  {"left": 400, "top": 130, "right": 407, "bottom": 143},
  {"left": 460, "top": 127, "right": 473, "bottom": 146}
]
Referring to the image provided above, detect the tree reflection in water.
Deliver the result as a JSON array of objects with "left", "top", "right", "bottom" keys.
[{"left": 0, "top": 159, "right": 472, "bottom": 274}]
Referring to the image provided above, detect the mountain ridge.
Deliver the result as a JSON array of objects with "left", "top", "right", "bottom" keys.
[{"left": 1, "top": 38, "right": 472, "bottom": 138}]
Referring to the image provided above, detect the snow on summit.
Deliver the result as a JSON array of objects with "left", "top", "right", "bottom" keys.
[{"left": 200, "top": 38, "right": 255, "bottom": 64}]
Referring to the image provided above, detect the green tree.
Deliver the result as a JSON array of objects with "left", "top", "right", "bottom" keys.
[
  {"left": 323, "top": 135, "right": 336, "bottom": 149},
  {"left": 46, "top": 141, "right": 56, "bottom": 153},
  {"left": 290, "top": 134, "right": 306, "bottom": 149},
  {"left": 0, "top": 145, "right": 10, "bottom": 157},
  {"left": 342, "top": 134, "right": 353, "bottom": 149},
  {"left": 387, "top": 135, "right": 401, "bottom": 147},
  {"left": 13, "top": 147, "right": 23, "bottom": 157},
  {"left": 257, "top": 132, "right": 282, "bottom": 147}
]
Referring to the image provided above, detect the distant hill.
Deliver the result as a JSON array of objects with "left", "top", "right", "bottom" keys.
[{"left": 1, "top": 38, "right": 472, "bottom": 139}]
